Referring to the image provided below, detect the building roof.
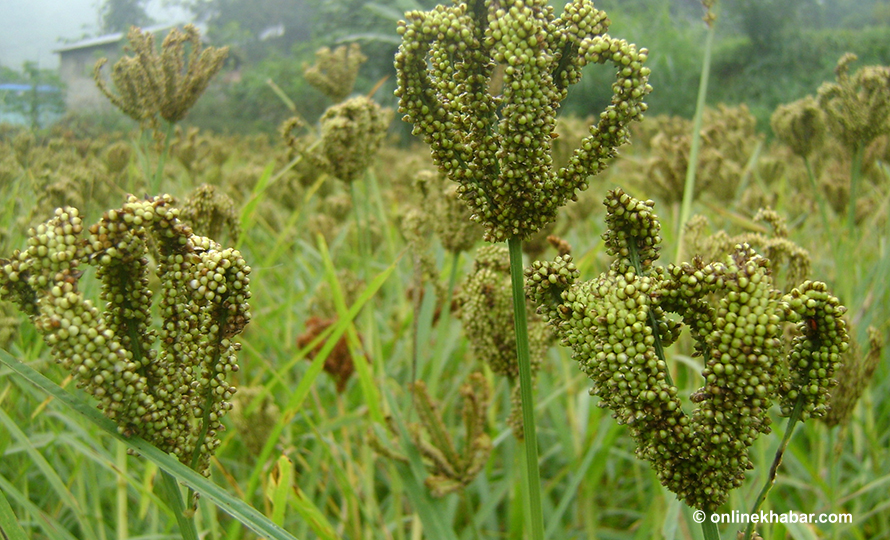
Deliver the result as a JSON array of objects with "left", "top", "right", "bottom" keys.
[
  {"left": 52, "top": 24, "right": 180, "bottom": 54},
  {"left": 0, "top": 83, "right": 59, "bottom": 92}
]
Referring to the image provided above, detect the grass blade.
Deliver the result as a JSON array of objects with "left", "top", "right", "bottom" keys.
[
  {"left": 290, "top": 487, "right": 339, "bottom": 540},
  {"left": 157, "top": 469, "right": 199, "bottom": 540},
  {"left": 317, "top": 233, "right": 385, "bottom": 424},
  {"left": 0, "top": 473, "right": 79, "bottom": 540},
  {"left": 237, "top": 162, "right": 274, "bottom": 248},
  {"left": 225, "top": 252, "right": 401, "bottom": 540},
  {"left": 0, "top": 486, "right": 30, "bottom": 540},
  {"left": 0, "top": 401, "right": 99, "bottom": 539},
  {"left": 0, "top": 349, "right": 301, "bottom": 540}
]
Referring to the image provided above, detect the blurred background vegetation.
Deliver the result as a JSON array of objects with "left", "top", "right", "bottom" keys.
[
  {"left": 2, "top": 0, "right": 889, "bottom": 136},
  {"left": 175, "top": 0, "right": 890, "bottom": 136}
]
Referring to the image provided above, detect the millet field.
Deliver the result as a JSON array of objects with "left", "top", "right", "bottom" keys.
[{"left": 0, "top": 1, "right": 888, "bottom": 539}]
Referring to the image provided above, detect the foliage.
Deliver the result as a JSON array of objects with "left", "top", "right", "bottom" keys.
[
  {"left": 0, "top": 63, "right": 66, "bottom": 129},
  {"left": 181, "top": 0, "right": 314, "bottom": 61},
  {"left": 100, "top": 0, "right": 154, "bottom": 34},
  {"left": 710, "top": 25, "right": 890, "bottom": 129},
  {"left": 184, "top": 44, "right": 329, "bottom": 134},
  {"left": 719, "top": 0, "right": 818, "bottom": 50}
]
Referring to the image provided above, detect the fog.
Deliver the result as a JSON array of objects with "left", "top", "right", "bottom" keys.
[{"left": 0, "top": 0, "right": 184, "bottom": 69}]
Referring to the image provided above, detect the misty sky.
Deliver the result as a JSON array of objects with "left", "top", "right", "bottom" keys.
[{"left": 0, "top": 0, "right": 185, "bottom": 70}]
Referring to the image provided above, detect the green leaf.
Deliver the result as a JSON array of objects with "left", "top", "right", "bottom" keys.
[
  {"left": 237, "top": 162, "right": 275, "bottom": 248},
  {"left": 270, "top": 454, "right": 293, "bottom": 527},
  {"left": 363, "top": 3, "right": 405, "bottom": 21},
  {"left": 335, "top": 32, "right": 402, "bottom": 45},
  {"left": 157, "top": 469, "right": 199, "bottom": 540},
  {"left": 0, "top": 473, "right": 79, "bottom": 540},
  {"left": 0, "top": 402, "right": 99, "bottom": 539},
  {"left": 317, "top": 233, "right": 385, "bottom": 424},
  {"left": 0, "top": 487, "right": 30, "bottom": 540},
  {"left": 0, "top": 350, "right": 302, "bottom": 540},
  {"left": 226, "top": 252, "right": 400, "bottom": 540},
  {"left": 290, "top": 487, "right": 339, "bottom": 540}
]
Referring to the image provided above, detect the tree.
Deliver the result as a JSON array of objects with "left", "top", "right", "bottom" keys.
[
  {"left": 0, "top": 62, "right": 66, "bottom": 129},
  {"left": 101, "top": 0, "right": 154, "bottom": 34},
  {"left": 181, "top": 0, "right": 314, "bottom": 60}
]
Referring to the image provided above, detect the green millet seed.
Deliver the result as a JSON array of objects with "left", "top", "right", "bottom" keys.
[{"left": 526, "top": 188, "right": 849, "bottom": 511}]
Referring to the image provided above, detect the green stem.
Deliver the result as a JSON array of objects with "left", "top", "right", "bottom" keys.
[
  {"left": 136, "top": 130, "right": 152, "bottom": 193},
  {"left": 266, "top": 78, "right": 298, "bottom": 114},
  {"left": 827, "top": 426, "right": 839, "bottom": 522},
  {"left": 116, "top": 442, "right": 129, "bottom": 540},
  {"left": 803, "top": 156, "right": 830, "bottom": 234},
  {"left": 351, "top": 180, "right": 369, "bottom": 277},
  {"left": 701, "top": 511, "right": 720, "bottom": 540},
  {"left": 152, "top": 120, "right": 176, "bottom": 195},
  {"left": 627, "top": 234, "right": 673, "bottom": 387},
  {"left": 158, "top": 470, "right": 200, "bottom": 540},
  {"left": 743, "top": 395, "right": 806, "bottom": 540},
  {"left": 675, "top": 22, "right": 715, "bottom": 263},
  {"left": 444, "top": 250, "right": 462, "bottom": 322},
  {"left": 506, "top": 236, "right": 545, "bottom": 540},
  {"left": 847, "top": 145, "right": 864, "bottom": 235}
]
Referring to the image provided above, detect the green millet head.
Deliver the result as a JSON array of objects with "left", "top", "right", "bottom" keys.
[
  {"left": 781, "top": 281, "right": 849, "bottom": 420},
  {"left": 410, "top": 170, "right": 483, "bottom": 255},
  {"left": 701, "top": 0, "right": 717, "bottom": 27},
  {"left": 0, "top": 195, "right": 251, "bottom": 476},
  {"left": 180, "top": 183, "right": 241, "bottom": 245},
  {"left": 459, "top": 246, "right": 521, "bottom": 378},
  {"left": 394, "top": 0, "right": 651, "bottom": 242},
  {"left": 381, "top": 373, "right": 492, "bottom": 497},
  {"left": 103, "top": 140, "right": 132, "bottom": 174},
  {"left": 822, "top": 326, "right": 883, "bottom": 428},
  {"left": 526, "top": 189, "right": 849, "bottom": 511},
  {"left": 771, "top": 95, "right": 827, "bottom": 159},
  {"left": 172, "top": 126, "right": 202, "bottom": 172},
  {"left": 424, "top": 171, "right": 484, "bottom": 254},
  {"left": 318, "top": 96, "right": 390, "bottom": 183},
  {"left": 683, "top": 210, "right": 811, "bottom": 293},
  {"left": 303, "top": 43, "right": 368, "bottom": 103},
  {"left": 601, "top": 189, "right": 661, "bottom": 274},
  {"left": 230, "top": 387, "right": 280, "bottom": 457},
  {"left": 817, "top": 53, "right": 890, "bottom": 151},
  {"left": 94, "top": 24, "right": 228, "bottom": 130},
  {"left": 525, "top": 253, "right": 579, "bottom": 322}
]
